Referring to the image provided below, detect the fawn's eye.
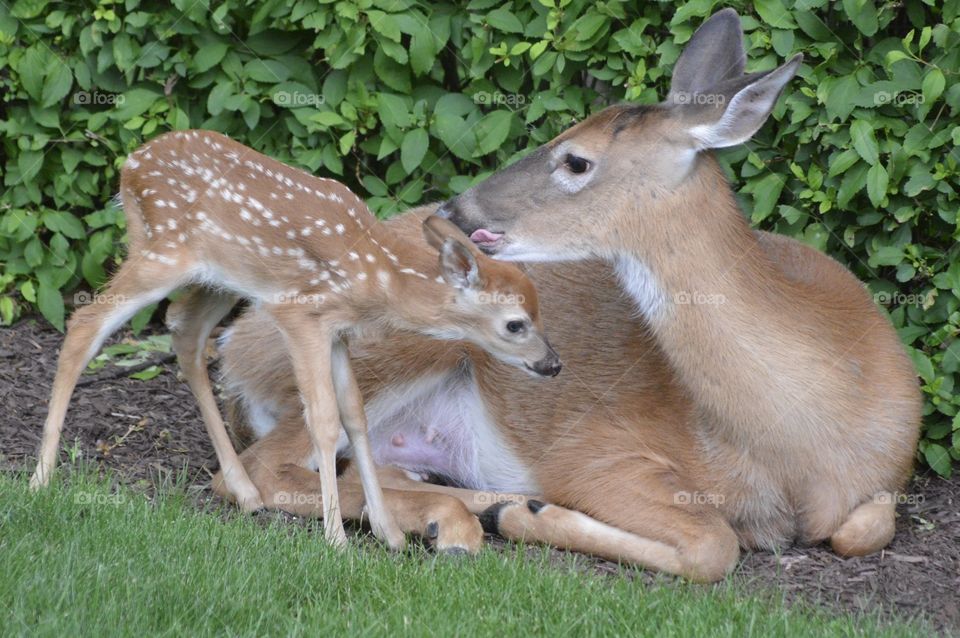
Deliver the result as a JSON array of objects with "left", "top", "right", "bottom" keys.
[
  {"left": 564, "top": 154, "right": 591, "bottom": 174},
  {"left": 506, "top": 320, "right": 526, "bottom": 334}
]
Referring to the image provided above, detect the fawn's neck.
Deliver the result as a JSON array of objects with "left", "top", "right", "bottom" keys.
[{"left": 353, "top": 222, "right": 460, "bottom": 339}]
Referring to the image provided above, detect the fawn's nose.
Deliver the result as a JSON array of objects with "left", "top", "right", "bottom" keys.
[{"left": 531, "top": 347, "right": 562, "bottom": 378}]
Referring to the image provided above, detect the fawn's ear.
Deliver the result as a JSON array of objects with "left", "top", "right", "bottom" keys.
[
  {"left": 423, "top": 215, "right": 481, "bottom": 255},
  {"left": 438, "top": 239, "right": 481, "bottom": 290}
]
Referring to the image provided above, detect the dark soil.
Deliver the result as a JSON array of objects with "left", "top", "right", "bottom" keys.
[{"left": 2, "top": 318, "right": 957, "bottom": 635}]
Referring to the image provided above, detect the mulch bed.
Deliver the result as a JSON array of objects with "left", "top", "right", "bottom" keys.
[{"left": 2, "top": 317, "right": 957, "bottom": 635}]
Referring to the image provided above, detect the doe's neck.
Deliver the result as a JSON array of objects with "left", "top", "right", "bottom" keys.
[{"left": 610, "top": 155, "right": 767, "bottom": 328}]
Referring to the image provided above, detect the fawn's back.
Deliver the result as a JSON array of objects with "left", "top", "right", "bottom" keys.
[{"left": 121, "top": 130, "right": 421, "bottom": 307}]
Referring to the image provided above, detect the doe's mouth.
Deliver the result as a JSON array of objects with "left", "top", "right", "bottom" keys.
[{"left": 469, "top": 228, "right": 505, "bottom": 254}]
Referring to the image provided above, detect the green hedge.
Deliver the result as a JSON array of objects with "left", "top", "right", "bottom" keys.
[{"left": 0, "top": 0, "right": 957, "bottom": 476}]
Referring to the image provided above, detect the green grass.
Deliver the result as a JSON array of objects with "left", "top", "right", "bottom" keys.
[{"left": 0, "top": 472, "right": 925, "bottom": 637}]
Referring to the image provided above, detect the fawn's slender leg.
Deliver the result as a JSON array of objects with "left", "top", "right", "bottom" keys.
[
  {"left": 267, "top": 309, "right": 347, "bottom": 547},
  {"left": 167, "top": 288, "right": 263, "bottom": 512},
  {"left": 330, "top": 341, "right": 405, "bottom": 550},
  {"left": 31, "top": 262, "right": 185, "bottom": 489},
  {"left": 213, "top": 429, "right": 484, "bottom": 554}
]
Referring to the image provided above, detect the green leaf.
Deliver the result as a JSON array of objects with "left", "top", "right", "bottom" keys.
[
  {"left": 44, "top": 211, "right": 87, "bottom": 240},
  {"left": 748, "top": 174, "right": 786, "bottom": 223},
  {"left": 37, "top": 281, "right": 64, "bottom": 331},
  {"left": 865, "top": 163, "right": 888, "bottom": 208},
  {"left": 474, "top": 111, "right": 512, "bottom": 156},
  {"left": 20, "top": 281, "right": 36, "bottom": 303},
  {"left": 19, "top": 46, "right": 46, "bottom": 100},
  {"left": 193, "top": 42, "right": 229, "bottom": 73},
  {"left": 207, "top": 83, "right": 233, "bottom": 116},
  {"left": 0, "top": 297, "right": 14, "bottom": 325},
  {"left": 18, "top": 151, "right": 43, "bottom": 182},
  {"left": 310, "top": 111, "right": 346, "bottom": 127},
  {"left": 841, "top": 0, "right": 878, "bottom": 36},
  {"left": 114, "top": 88, "right": 161, "bottom": 119},
  {"left": 755, "top": 0, "right": 797, "bottom": 29},
  {"left": 11, "top": 0, "right": 50, "bottom": 19},
  {"left": 41, "top": 64, "right": 72, "bottom": 108},
  {"left": 818, "top": 75, "right": 860, "bottom": 121},
  {"left": 849, "top": 120, "right": 879, "bottom": 165},
  {"left": 377, "top": 94, "right": 412, "bottom": 129},
  {"left": 130, "top": 365, "right": 162, "bottom": 381},
  {"left": 400, "top": 128, "right": 429, "bottom": 174},
  {"left": 368, "top": 10, "right": 401, "bottom": 42},
  {"left": 921, "top": 68, "right": 945, "bottom": 106},
  {"left": 923, "top": 443, "right": 952, "bottom": 478},
  {"left": 409, "top": 25, "right": 436, "bottom": 76},
  {"left": 828, "top": 149, "right": 859, "bottom": 177},
  {"left": 869, "top": 245, "right": 904, "bottom": 268},
  {"left": 487, "top": 7, "right": 524, "bottom": 33},
  {"left": 24, "top": 237, "right": 44, "bottom": 267}
]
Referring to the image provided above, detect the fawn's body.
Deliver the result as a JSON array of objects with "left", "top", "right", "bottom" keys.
[
  {"left": 31, "top": 130, "right": 558, "bottom": 550},
  {"left": 213, "top": 10, "right": 921, "bottom": 580}
]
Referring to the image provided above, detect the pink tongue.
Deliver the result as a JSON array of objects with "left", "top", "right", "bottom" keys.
[{"left": 470, "top": 229, "right": 504, "bottom": 244}]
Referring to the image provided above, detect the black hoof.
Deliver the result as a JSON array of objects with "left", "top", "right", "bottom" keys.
[
  {"left": 441, "top": 547, "right": 469, "bottom": 557},
  {"left": 250, "top": 506, "right": 270, "bottom": 517},
  {"left": 527, "top": 499, "right": 547, "bottom": 514},
  {"left": 425, "top": 521, "right": 440, "bottom": 540},
  {"left": 479, "top": 502, "right": 510, "bottom": 535}
]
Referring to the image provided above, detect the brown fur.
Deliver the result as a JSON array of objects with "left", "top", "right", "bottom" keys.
[
  {"left": 214, "top": 9, "right": 921, "bottom": 579},
  {"left": 30, "top": 130, "right": 557, "bottom": 554}
]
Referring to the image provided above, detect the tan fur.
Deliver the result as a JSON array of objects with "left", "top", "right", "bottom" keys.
[
  {"left": 219, "top": 200, "right": 918, "bottom": 579},
  {"left": 70, "top": 12, "right": 923, "bottom": 581},
  {"left": 30, "top": 130, "right": 556, "bottom": 554}
]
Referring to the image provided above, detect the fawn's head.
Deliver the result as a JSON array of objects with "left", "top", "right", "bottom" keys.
[
  {"left": 420, "top": 216, "right": 560, "bottom": 377},
  {"left": 437, "top": 9, "right": 801, "bottom": 261}
]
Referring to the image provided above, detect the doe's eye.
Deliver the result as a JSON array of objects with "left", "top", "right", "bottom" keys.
[
  {"left": 506, "top": 320, "right": 526, "bottom": 334},
  {"left": 564, "top": 154, "right": 591, "bottom": 174}
]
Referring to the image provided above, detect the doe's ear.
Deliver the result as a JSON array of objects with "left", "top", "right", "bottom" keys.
[
  {"left": 668, "top": 8, "right": 746, "bottom": 101},
  {"left": 686, "top": 54, "right": 802, "bottom": 150},
  {"left": 438, "top": 239, "right": 481, "bottom": 290}
]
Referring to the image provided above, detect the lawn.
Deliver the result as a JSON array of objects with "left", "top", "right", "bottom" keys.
[{"left": 0, "top": 471, "right": 927, "bottom": 637}]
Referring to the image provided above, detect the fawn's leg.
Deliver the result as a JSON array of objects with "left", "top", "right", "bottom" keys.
[
  {"left": 266, "top": 310, "right": 347, "bottom": 547},
  {"left": 31, "top": 261, "right": 185, "bottom": 489},
  {"left": 167, "top": 287, "right": 263, "bottom": 511},
  {"left": 330, "top": 340, "right": 405, "bottom": 550},
  {"left": 213, "top": 417, "right": 484, "bottom": 553}
]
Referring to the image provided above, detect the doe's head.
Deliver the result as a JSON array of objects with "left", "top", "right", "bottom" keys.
[
  {"left": 436, "top": 8, "right": 802, "bottom": 262},
  {"left": 422, "top": 215, "right": 561, "bottom": 378}
]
